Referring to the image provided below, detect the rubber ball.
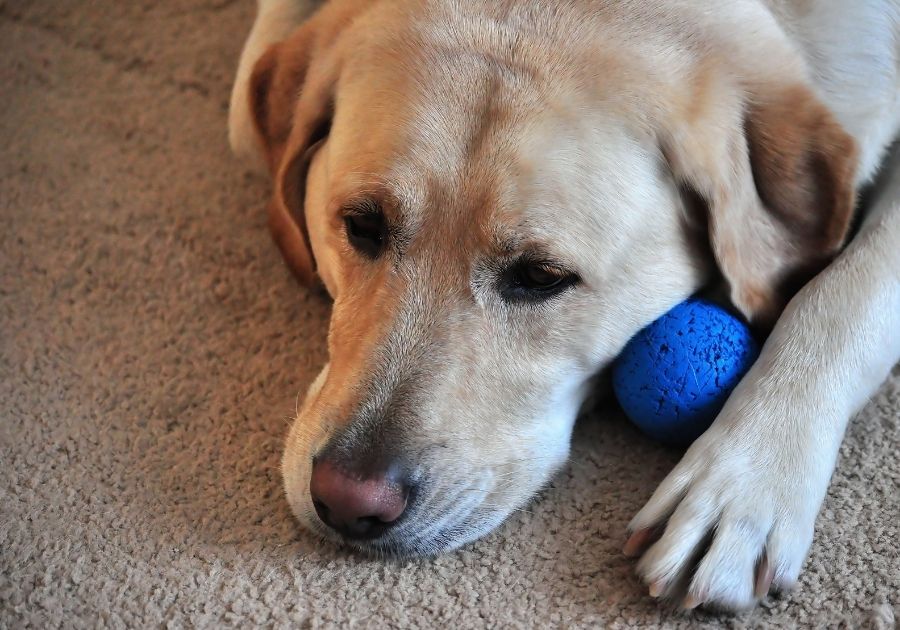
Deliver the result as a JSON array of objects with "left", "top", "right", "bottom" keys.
[{"left": 612, "top": 299, "right": 759, "bottom": 446}]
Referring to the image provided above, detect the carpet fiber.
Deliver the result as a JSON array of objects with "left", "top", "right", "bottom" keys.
[{"left": 2, "top": 1, "right": 899, "bottom": 627}]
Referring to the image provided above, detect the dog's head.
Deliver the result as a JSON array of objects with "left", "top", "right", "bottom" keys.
[{"left": 243, "top": 0, "right": 857, "bottom": 555}]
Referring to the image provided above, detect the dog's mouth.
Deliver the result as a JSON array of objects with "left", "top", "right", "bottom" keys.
[{"left": 298, "top": 472, "right": 523, "bottom": 557}]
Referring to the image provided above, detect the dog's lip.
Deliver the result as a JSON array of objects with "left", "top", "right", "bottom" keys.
[
  {"left": 352, "top": 509, "right": 479, "bottom": 557},
  {"left": 301, "top": 481, "right": 492, "bottom": 557}
]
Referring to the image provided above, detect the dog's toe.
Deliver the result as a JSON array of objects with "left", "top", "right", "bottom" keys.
[{"left": 684, "top": 512, "right": 768, "bottom": 610}]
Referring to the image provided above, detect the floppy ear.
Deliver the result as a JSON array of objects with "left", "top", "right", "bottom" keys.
[
  {"left": 247, "top": 23, "right": 334, "bottom": 287},
  {"left": 665, "top": 84, "right": 858, "bottom": 328}
]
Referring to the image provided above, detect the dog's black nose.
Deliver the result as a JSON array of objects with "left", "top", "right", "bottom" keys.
[{"left": 309, "top": 459, "right": 411, "bottom": 539}]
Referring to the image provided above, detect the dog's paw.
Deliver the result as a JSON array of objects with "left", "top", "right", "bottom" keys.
[{"left": 623, "top": 396, "right": 834, "bottom": 611}]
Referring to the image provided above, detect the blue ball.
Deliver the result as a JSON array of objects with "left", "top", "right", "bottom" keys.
[{"left": 612, "top": 299, "right": 759, "bottom": 446}]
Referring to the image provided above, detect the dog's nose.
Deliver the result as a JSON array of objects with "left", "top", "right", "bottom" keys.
[{"left": 309, "top": 459, "right": 410, "bottom": 539}]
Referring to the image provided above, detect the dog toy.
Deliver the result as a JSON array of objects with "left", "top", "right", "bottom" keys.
[{"left": 612, "top": 299, "right": 759, "bottom": 446}]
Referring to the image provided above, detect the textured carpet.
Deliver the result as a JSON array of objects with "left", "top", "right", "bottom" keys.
[{"left": 1, "top": 1, "right": 898, "bottom": 627}]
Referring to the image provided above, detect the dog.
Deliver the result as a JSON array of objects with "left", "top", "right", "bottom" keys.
[{"left": 228, "top": 0, "right": 900, "bottom": 611}]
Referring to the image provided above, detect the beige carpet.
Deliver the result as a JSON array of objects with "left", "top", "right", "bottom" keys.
[{"left": 1, "top": 1, "right": 898, "bottom": 627}]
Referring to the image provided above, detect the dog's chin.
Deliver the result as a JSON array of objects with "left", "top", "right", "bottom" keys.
[{"left": 304, "top": 517, "right": 499, "bottom": 558}]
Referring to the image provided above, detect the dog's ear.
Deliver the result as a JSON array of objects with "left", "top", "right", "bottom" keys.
[
  {"left": 665, "top": 83, "right": 858, "bottom": 328},
  {"left": 247, "top": 22, "right": 336, "bottom": 287}
]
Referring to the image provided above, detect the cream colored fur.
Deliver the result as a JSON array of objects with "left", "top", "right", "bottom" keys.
[{"left": 229, "top": 0, "right": 900, "bottom": 612}]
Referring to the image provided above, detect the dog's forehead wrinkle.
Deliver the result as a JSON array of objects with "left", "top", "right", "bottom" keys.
[
  {"left": 408, "top": 2, "right": 580, "bottom": 83},
  {"left": 378, "top": 33, "right": 551, "bottom": 187}
]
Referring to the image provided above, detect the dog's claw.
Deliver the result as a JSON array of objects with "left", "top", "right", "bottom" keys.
[
  {"left": 754, "top": 552, "right": 774, "bottom": 599},
  {"left": 648, "top": 581, "right": 666, "bottom": 598},
  {"left": 682, "top": 593, "right": 703, "bottom": 610},
  {"left": 623, "top": 528, "right": 654, "bottom": 557}
]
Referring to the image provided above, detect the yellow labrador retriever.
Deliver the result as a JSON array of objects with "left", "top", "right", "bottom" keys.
[{"left": 229, "top": 0, "right": 900, "bottom": 611}]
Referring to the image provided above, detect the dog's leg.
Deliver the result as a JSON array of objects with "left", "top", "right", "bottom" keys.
[
  {"left": 626, "top": 145, "right": 900, "bottom": 611},
  {"left": 228, "top": 0, "right": 320, "bottom": 168}
]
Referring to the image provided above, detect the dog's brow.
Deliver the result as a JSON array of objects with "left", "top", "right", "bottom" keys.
[
  {"left": 343, "top": 173, "right": 415, "bottom": 221},
  {"left": 492, "top": 232, "right": 522, "bottom": 255},
  {"left": 491, "top": 228, "right": 560, "bottom": 262}
]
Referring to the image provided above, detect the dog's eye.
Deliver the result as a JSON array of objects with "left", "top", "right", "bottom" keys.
[
  {"left": 520, "top": 263, "right": 566, "bottom": 289},
  {"left": 344, "top": 210, "right": 387, "bottom": 258},
  {"left": 504, "top": 261, "right": 579, "bottom": 301}
]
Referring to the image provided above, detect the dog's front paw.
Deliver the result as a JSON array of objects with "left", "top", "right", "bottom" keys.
[{"left": 624, "top": 398, "right": 835, "bottom": 611}]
